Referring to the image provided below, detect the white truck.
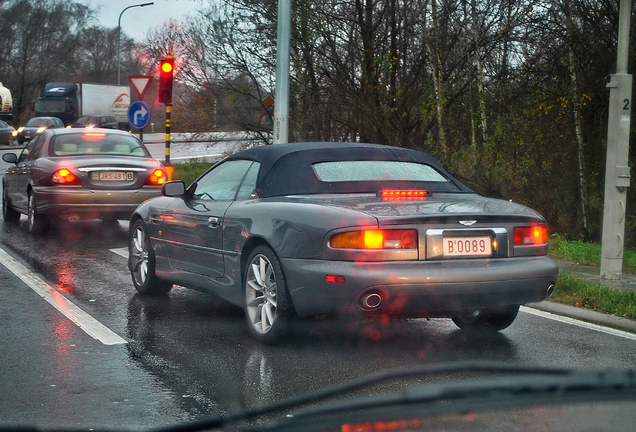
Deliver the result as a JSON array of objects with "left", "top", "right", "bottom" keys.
[
  {"left": 0, "top": 82, "right": 13, "bottom": 123},
  {"left": 34, "top": 82, "right": 130, "bottom": 128}
]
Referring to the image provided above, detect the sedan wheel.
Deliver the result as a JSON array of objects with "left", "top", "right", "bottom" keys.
[
  {"left": 27, "top": 193, "right": 50, "bottom": 235},
  {"left": 244, "top": 246, "right": 293, "bottom": 343},
  {"left": 129, "top": 219, "right": 172, "bottom": 295},
  {"left": 2, "top": 184, "right": 20, "bottom": 222},
  {"left": 452, "top": 305, "right": 520, "bottom": 331}
]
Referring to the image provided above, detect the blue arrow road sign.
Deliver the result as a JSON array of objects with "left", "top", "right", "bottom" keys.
[{"left": 128, "top": 100, "right": 151, "bottom": 129}]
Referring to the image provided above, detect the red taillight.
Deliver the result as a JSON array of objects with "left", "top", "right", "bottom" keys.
[
  {"left": 513, "top": 226, "right": 548, "bottom": 245},
  {"left": 84, "top": 132, "right": 106, "bottom": 139},
  {"left": 330, "top": 229, "right": 418, "bottom": 249},
  {"left": 146, "top": 168, "right": 168, "bottom": 185},
  {"left": 52, "top": 168, "right": 79, "bottom": 185},
  {"left": 380, "top": 190, "right": 429, "bottom": 201},
  {"left": 325, "top": 275, "right": 346, "bottom": 283}
]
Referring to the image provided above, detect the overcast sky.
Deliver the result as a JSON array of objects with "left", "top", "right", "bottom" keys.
[{"left": 78, "top": 0, "right": 203, "bottom": 41}]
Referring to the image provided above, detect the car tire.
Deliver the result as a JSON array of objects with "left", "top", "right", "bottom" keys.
[
  {"left": 2, "top": 183, "right": 20, "bottom": 222},
  {"left": 27, "top": 192, "right": 50, "bottom": 235},
  {"left": 129, "top": 219, "right": 173, "bottom": 295},
  {"left": 452, "top": 305, "right": 520, "bottom": 331},
  {"left": 244, "top": 246, "right": 294, "bottom": 343}
]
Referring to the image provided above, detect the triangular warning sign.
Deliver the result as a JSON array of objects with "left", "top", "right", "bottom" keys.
[{"left": 128, "top": 75, "right": 154, "bottom": 99}]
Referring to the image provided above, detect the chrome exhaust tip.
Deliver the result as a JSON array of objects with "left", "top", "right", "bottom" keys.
[
  {"left": 359, "top": 292, "right": 382, "bottom": 310},
  {"left": 546, "top": 284, "right": 555, "bottom": 298}
]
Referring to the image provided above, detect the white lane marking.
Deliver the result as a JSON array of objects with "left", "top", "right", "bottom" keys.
[
  {"left": 110, "top": 247, "right": 128, "bottom": 258},
  {"left": 521, "top": 306, "right": 636, "bottom": 341},
  {"left": 0, "top": 247, "right": 127, "bottom": 345}
]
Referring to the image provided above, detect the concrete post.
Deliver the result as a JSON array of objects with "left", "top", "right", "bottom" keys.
[{"left": 600, "top": 0, "right": 633, "bottom": 279}]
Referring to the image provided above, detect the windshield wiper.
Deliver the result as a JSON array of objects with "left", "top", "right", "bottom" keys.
[
  {"left": 155, "top": 361, "right": 636, "bottom": 432},
  {"left": 4, "top": 362, "right": 634, "bottom": 432}
]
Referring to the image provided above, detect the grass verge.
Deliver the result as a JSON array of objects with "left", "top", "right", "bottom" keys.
[
  {"left": 552, "top": 271, "right": 636, "bottom": 320},
  {"left": 549, "top": 235, "right": 636, "bottom": 319},
  {"left": 171, "top": 162, "right": 215, "bottom": 187},
  {"left": 549, "top": 234, "right": 636, "bottom": 273}
]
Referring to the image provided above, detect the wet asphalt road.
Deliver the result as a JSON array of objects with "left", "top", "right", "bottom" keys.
[{"left": 1, "top": 149, "right": 636, "bottom": 431}]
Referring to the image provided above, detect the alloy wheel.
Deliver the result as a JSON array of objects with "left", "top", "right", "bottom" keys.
[
  {"left": 130, "top": 224, "right": 149, "bottom": 287},
  {"left": 245, "top": 254, "right": 278, "bottom": 335}
]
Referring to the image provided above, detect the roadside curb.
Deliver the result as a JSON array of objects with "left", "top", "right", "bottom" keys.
[{"left": 527, "top": 300, "right": 636, "bottom": 334}]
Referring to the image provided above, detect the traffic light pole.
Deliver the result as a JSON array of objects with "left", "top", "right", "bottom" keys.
[
  {"left": 165, "top": 103, "right": 172, "bottom": 179},
  {"left": 158, "top": 55, "right": 174, "bottom": 179}
]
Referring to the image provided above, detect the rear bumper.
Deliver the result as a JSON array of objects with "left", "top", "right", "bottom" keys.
[
  {"left": 32, "top": 186, "right": 161, "bottom": 220},
  {"left": 280, "top": 256, "right": 559, "bottom": 318}
]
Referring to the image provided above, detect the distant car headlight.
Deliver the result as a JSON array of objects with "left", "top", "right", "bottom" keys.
[
  {"left": 16, "top": 127, "right": 24, "bottom": 133},
  {"left": 36, "top": 127, "right": 46, "bottom": 133}
]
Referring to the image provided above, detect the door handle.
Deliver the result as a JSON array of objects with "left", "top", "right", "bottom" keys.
[{"left": 208, "top": 217, "right": 220, "bottom": 228}]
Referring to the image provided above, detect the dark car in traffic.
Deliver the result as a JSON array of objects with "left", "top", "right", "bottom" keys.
[
  {"left": 0, "top": 120, "right": 15, "bottom": 145},
  {"left": 70, "top": 115, "right": 118, "bottom": 129},
  {"left": 2, "top": 128, "right": 167, "bottom": 234},
  {"left": 13, "top": 116, "right": 64, "bottom": 144},
  {"left": 127, "top": 142, "right": 558, "bottom": 343}
]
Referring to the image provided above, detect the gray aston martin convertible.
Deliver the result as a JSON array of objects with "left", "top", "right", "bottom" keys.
[{"left": 128, "top": 142, "right": 558, "bottom": 343}]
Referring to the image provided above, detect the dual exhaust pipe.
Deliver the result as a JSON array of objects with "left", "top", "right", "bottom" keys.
[{"left": 358, "top": 283, "right": 556, "bottom": 311}]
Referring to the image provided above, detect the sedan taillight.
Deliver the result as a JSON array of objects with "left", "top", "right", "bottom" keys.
[
  {"left": 145, "top": 168, "right": 168, "bottom": 185},
  {"left": 513, "top": 226, "right": 548, "bottom": 245},
  {"left": 51, "top": 168, "right": 80, "bottom": 185},
  {"left": 330, "top": 229, "right": 418, "bottom": 250}
]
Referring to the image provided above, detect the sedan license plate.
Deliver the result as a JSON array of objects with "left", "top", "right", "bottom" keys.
[
  {"left": 96, "top": 171, "right": 134, "bottom": 181},
  {"left": 443, "top": 236, "right": 492, "bottom": 257}
]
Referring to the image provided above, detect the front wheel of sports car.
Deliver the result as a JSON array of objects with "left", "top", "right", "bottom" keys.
[
  {"left": 452, "top": 305, "right": 520, "bottom": 331},
  {"left": 129, "top": 219, "right": 173, "bottom": 295},
  {"left": 28, "top": 192, "right": 50, "bottom": 235},
  {"left": 244, "top": 246, "right": 294, "bottom": 343}
]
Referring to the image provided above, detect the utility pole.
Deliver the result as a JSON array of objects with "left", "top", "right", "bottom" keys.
[
  {"left": 272, "top": 0, "right": 291, "bottom": 144},
  {"left": 600, "top": 0, "right": 633, "bottom": 279}
]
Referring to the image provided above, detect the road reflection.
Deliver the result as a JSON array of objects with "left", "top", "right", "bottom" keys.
[{"left": 125, "top": 291, "right": 518, "bottom": 417}]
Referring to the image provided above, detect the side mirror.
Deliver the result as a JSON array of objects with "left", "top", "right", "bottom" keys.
[
  {"left": 2, "top": 153, "right": 17, "bottom": 163},
  {"left": 162, "top": 180, "right": 186, "bottom": 197}
]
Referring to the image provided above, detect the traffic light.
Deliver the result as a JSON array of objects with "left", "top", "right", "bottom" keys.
[{"left": 158, "top": 56, "right": 174, "bottom": 104}]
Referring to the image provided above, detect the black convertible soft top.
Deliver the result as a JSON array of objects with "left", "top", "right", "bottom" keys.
[{"left": 225, "top": 142, "right": 473, "bottom": 197}]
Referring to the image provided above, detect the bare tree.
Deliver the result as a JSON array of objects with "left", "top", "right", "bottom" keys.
[{"left": 0, "top": 0, "right": 91, "bottom": 123}]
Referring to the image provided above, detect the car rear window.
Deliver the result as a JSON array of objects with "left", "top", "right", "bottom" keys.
[
  {"left": 313, "top": 161, "right": 448, "bottom": 182},
  {"left": 50, "top": 133, "right": 149, "bottom": 157},
  {"left": 26, "top": 118, "right": 50, "bottom": 127},
  {"left": 75, "top": 117, "right": 94, "bottom": 125}
]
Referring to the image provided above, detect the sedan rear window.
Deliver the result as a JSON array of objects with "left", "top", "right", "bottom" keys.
[
  {"left": 25, "top": 118, "right": 51, "bottom": 127},
  {"left": 313, "top": 161, "right": 448, "bottom": 183},
  {"left": 50, "top": 133, "right": 149, "bottom": 157}
]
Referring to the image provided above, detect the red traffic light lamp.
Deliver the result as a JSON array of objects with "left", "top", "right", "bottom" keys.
[{"left": 158, "top": 56, "right": 174, "bottom": 104}]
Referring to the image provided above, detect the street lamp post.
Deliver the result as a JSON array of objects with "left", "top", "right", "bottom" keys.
[
  {"left": 117, "top": 2, "right": 154, "bottom": 85},
  {"left": 272, "top": 0, "right": 290, "bottom": 144}
]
